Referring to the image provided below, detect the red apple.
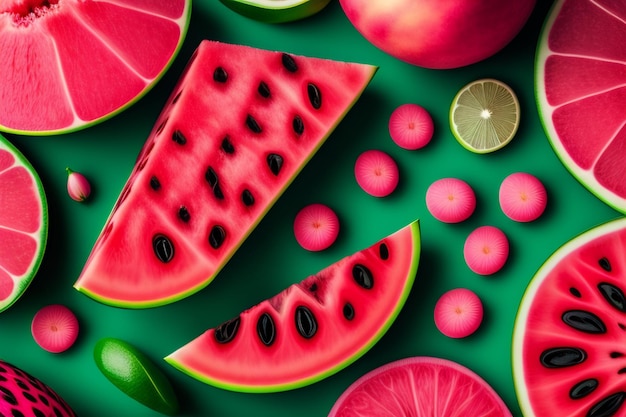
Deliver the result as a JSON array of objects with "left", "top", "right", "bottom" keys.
[{"left": 339, "top": 0, "right": 537, "bottom": 69}]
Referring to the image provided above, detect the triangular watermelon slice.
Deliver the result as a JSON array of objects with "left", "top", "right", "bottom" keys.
[{"left": 74, "top": 40, "right": 378, "bottom": 308}]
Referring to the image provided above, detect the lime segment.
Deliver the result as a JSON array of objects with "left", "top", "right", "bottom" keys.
[{"left": 450, "top": 78, "right": 520, "bottom": 153}]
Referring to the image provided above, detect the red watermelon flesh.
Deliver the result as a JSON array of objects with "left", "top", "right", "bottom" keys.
[
  {"left": 536, "top": 0, "right": 626, "bottom": 212},
  {"left": 73, "top": 40, "right": 378, "bottom": 308},
  {"left": 513, "top": 217, "right": 626, "bottom": 417},
  {"left": 0, "top": 0, "right": 190, "bottom": 135},
  {"left": 165, "top": 220, "right": 420, "bottom": 392}
]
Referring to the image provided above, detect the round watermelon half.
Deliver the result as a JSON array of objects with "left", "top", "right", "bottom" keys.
[
  {"left": 536, "top": 0, "right": 626, "bottom": 213},
  {"left": 513, "top": 217, "right": 626, "bottom": 416},
  {"left": 329, "top": 356, "right": 511, "bottom": 417},
  {"left": 0, "top": 0, "right": 191, "bottom": 135},
  {"left": 166, "top": 220, "right": 420, "bottom": 393},
  {"left": 0, "top": 134, "right": 48, "bottom": 313}
]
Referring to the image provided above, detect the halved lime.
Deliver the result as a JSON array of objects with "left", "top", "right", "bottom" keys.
[{"left": 449, "top": 78, "right": 520, "bottom": 154}]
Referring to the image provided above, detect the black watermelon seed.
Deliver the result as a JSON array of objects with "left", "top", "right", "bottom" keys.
[
  {"left": 172, "top": 129, "right": 187, "bottom": 145},
  {"left": 242, "top": 189, "right": 255, "bottom": 206},
  {"left": 570, "top": 378, "right": 598, "bottom": 399},
  {"left": 293, "top": 115, "right": 304, "bottom": 136},
  {"left": 221, "top": 136, "right": 235, "bottom": 154},
  {"left": 540, "top": 347, "right": 586, "bottom": 368},
  {"left": 53, "top": 407, "right": 64, "bottom": 417},
  {"left": 178, "top": 206, "right": 190, "bottom": 223},
  {"left": 37, "top": 395, "right": 49, "bottom": 406},
  {"left": 172, "top": 90, "right": 183, "bottom": 104},
  {"left": 257, "top": 313, "right": 276, "bottom": 346},
  {"left": 599, "top": 257, "right": 612, "bottom": 272},
  {"left": 150, "top": 175, "right": 161, "bottom": 191},
  {"left": 267, "top": 153, "right": 284, "bottom": 176},
  {"left": 155, "top": 119, "right": 167, "bottom": 135},
  {"left": 611, "top": 352, "right": 625, "bottom": 358},
  {"left": 569, "top": 287, "right": 582, "bottom": 298},
  {"left": 12, "top": 409, "right": 26, "bottom": 417},
  {"left": 621, "top": 323, "right": 626, "bottom": 331},
  {"left": 343, "top": 303, "right": 355, "bottom": 321},
  {"left": 0, "top": 386, "right": 17, "bottom": 405},
  {"left": 209, "top": 225, "right": 226, "bottom": 249},
  {"left": 353, "top": 264, "right": 374, "bottom": 289},
  {"left": 379, "top": 243, "right": 389, "bottom": 260},
  {"left": 307, "top": 83, "right": 322, "bottom": 109},
  {"left": 213, "top": 66, "right": 228, "bottom": 83},
  {"left": 258, "top": 81, "right": 271, "bottom": 98},
  {"left": 246, "top": 114, "right": 262, "bottom": 133},
  {"left": 562, "top": 310, "right": 606, "bottom": 334},
  {"left": 15, "top": 379, "right": 28, "bottom": 390},
  {"left": 214, "top": 316, "right": 240, "bottom": 344},
  {"left": 309, "top": 283, "right": 318, "bottom": 292},
  {"left": 598, "top": 282, "right": 626, "bottom": 312},
  {"left": 295, "top": 306, "right": 317, "bottom": 339},
  {"left": 153, "top": 234, "right": 174, "bottom": 263},
  {"left": 620, "top": 368, "right": 626, "bottom": 374},
  {"left": 33, "top": 408, "right": 46, "bottom": 417},
  {"left": 205, "top": 167, "right": 224, "bottom": 200},
  {"left": 588, "top": 392, "right": 626, "bottom": 417},
  {"left": 281, "top": 53, "right": 298, "bottom": 72},
  {"left": 23, "top": 391, "right": 36, "bottom": 402}
]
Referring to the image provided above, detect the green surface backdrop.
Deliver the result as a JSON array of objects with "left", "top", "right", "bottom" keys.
[{"left": 0, "top": 1, "right": 619, "bottom": 416}]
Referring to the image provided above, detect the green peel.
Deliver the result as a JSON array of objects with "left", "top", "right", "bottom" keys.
[{"left": 219, "top": 0, "right": 332, "bottom": 23}]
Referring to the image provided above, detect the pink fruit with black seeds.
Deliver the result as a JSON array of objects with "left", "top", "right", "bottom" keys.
[{"left": 0, "top": 359, "right": 77, "bottom": 416}]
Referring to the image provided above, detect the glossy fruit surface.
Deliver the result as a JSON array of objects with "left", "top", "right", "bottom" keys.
[{"left": 339, "top": 0, "right": 536, "bottom": 69}]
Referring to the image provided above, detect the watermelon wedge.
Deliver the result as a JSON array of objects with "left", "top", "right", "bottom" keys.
[
  {"left": 536, "top": 0, "right": 626, "bottom": 213},
  {"left": 0, "top": 0, "right": 190, "bottom": 135},
  {"left": 166, "top": 220, "right": 420, "bottom": 393},
  {"left": 0, "top": 135, "right": 48, "bottom": 313},
  {"left": 513, "top": 217, "right": 626, "bottom": 416},
  {"left": 74, "top": 40, "right": 378, "bottom": 308}
]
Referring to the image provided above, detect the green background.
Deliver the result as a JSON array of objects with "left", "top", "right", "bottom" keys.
[{"left": 0, "top": 0, "right": 619, "bottom": 416}]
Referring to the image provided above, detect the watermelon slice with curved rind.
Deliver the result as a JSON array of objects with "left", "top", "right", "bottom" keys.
[
  {"left": 166, "top": 220, "right": 420, "bottom": 393},
  {"left": 74, "top": 40, "right": 378, "bottom": 308},
  {"left": 513, "top": 217, "right": 626, "bottom": 416},
  {"left": 536, "top": 0, "right": 626, "bottom": 213},
  {"left": 0, "top": 0, "right": 190, "bottom": 135},
  {"left": 0, "top": 135, "right": 48, "bottom": 313}
]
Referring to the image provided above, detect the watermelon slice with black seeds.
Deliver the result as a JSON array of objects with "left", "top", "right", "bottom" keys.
[
  {"left": 73, "top": 40, "right": 377, "bottom": 308},
  {"left": 166, "top": 220, "right": 420, "bottom": 392}
]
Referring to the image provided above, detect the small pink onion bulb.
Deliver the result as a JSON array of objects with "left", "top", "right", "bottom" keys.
[{"left": 66, "top": 167, "right": 91, "bottom": 202}]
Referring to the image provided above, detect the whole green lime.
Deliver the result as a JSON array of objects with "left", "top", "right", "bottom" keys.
[{"left": 94, "top": 337, "right": 179, "bottom": 415}]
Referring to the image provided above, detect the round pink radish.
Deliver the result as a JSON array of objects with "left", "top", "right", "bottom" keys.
[
  {"left": 354, "top": 150, "right": 399, "bottom": 197},
  {"left": 388, "top": 103, "right": 434, "bottom": 150},
  {"left": 434, "top": 288, "right": 483, "bottom": 338},
  {"left": 499, "top": 172, "right": 547, "bottom": 222},
  {"left": 293, "top": 204, "right": 340, "bottom": 251},
  {"left": 425, "top": 178, "right": 476, "bottom": 223},
  {"left": 464, "top": 226, "right": 509, "bottom": 275},
  {"left": 31, "top": 304, "right": 79, "bottom": 353}
]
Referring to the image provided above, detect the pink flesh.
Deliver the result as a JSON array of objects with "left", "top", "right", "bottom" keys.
[
  {"left": 74, "top": 41, "right": 377, "bottom": 307},
  {"left": 519, "top": 222, "right": 626, "bottom": 416},
  {"left": 167, "top": 222, "right": 418, "bottom": 391},
  {"left": 329, "top": 357, "right": 511, "bottom": 417},
  {"left": 0, "top": 155, "right": 41, "bottom": 285},
  {"left": 0, "top": 270, "right": 14, "bottom": 301},
  {"left": 0, "top": 0, "right": 187, "bottom": 132},
  {"left": 542, "top": 0, "right": 626, "bottom": 201}
]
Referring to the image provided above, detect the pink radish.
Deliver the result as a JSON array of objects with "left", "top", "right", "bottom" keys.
[
  {"left": 293, "top": 204, "right": 340, "bottom": 251},
  {"left": 425, "top": 178, "right": 476, "bottom": 223},
  {"left": 499, "top": 172, "right": 547, "bottom": 222},
  {"left": 434, "top": 288, "right": 483, "bottom": 338},
  {"left": 354, "top": 150, "right": 399, "bottom": 197},
  {"left": 388, "top": 103, "right": 434, "bottom": 150},
  {"left": 31, "top": 304, "right": 79, "bottom": 353},
  {"left": 464, "top": 226, "right": 509, "bottom": 275}
]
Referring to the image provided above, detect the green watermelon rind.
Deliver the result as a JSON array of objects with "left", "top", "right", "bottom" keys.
[
  {"left": 0, "top": 134, "right": 48, "bottom": 313},
  {"left": 219, "top": 0, "right": 332, "bottom": 23},
  {"left": 534, "top": 0, "right": 626, "bottom": 214},
  {"left": 164, "top": 220, "right": 421, "bottom": 393},
  {"left": 511, "top": 216, "right": 626, "bottom": 417},
  {"left": 74, "top": 63, "right": 378, "bottom": 309},
  {"left": 1, "top": 1, "right": 192, "bottom": 137}
]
